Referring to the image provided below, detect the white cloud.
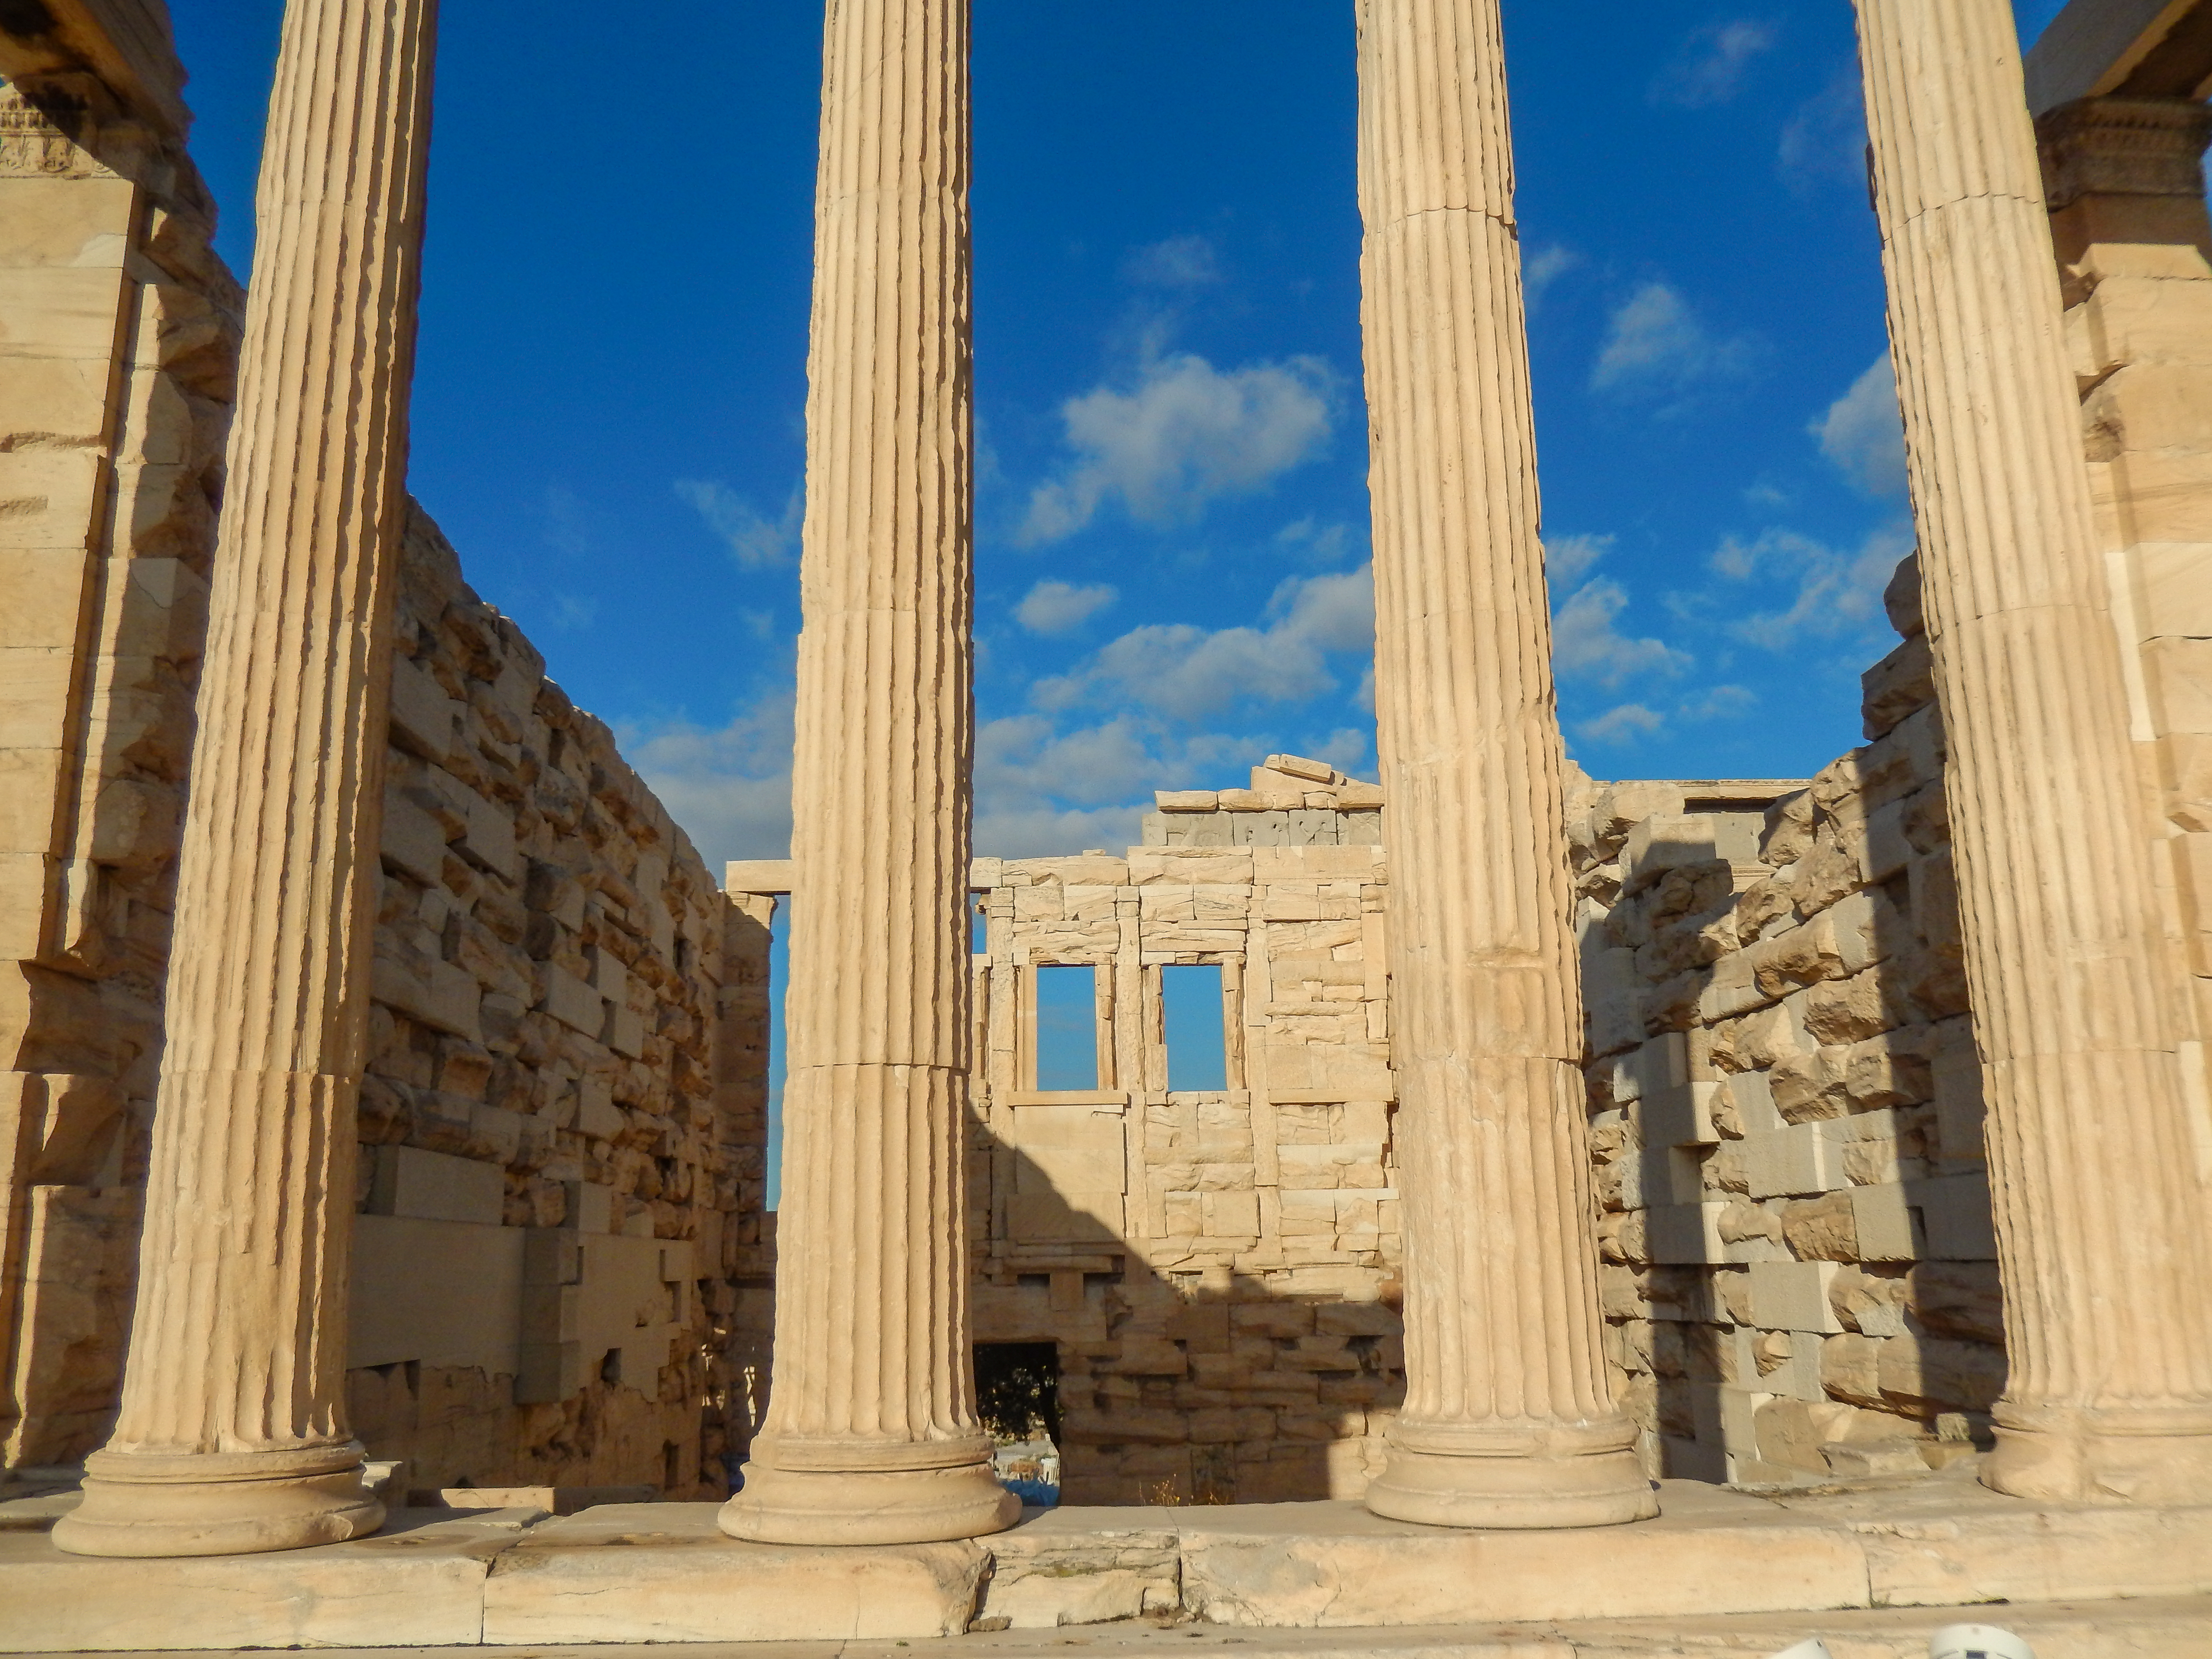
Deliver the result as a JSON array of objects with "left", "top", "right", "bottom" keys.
[
  {"left": 974, "top": 716, "right": 1259, "bottom": 858},
  {"left": 1578, "top": 704, "right": 1668, "bottom": 745},
  {"left": 1544, "top": 533, "right": 1614, "bottom": 589},
  {"left": 1591, "top": 282, "right": 1753, "bottom": 400},
  {"left": 1678, "top": 683, "right": 1759, "bottom": 721},
  {"left": 1018, "top": 352, "right": 1334, "bottom": 543},
  {"left": 1275, "top": 516, "right": 1360, "bottom": 566},
  {"left": 1040, "top": 566, "right": 1374, "bottom": 722},
  {"left": 1124, "top": 235, "right": 1221, "bottom": 288},
  {"left": 1016, "top": 579, "right": 1117, "bottom": 636},
  {"left": 1780, "top": 69, "right": 1867, "bottom": 192},
  {"left": 1554, "top": 578, "right": 1693, "bottom": 688},
  {"left": 1712, "top": 523, "right": 1912, "bottom": 649},
  {"left": 1652, "top": 19, "right": 1779, "bottom": 107},
  {"left": 676, "top": 479, "right": 801, "bottom": 568},
  {"left": 1524, "top": 243, "right": 1580, "bottom": 308},
  {"left": 626, "top": 690, "right": 796, "bottom": 864},
  {"left": 1813, "top": 356, "right": 1908, "bottom": 498}
]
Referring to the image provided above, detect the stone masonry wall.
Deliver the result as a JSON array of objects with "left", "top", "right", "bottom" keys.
[
  {"left": 1572, "top": 555, "right": 2005, "bottom": 1487},
  {"left": 1, "top": 68, "right": 242, "bottom": 1471},
  {"left": 0, "top": 65, "right": 763, "bottom": 1496},
  {"left": 346, "top": 508, "right": 749, "bottom": 1502},
  {"left": 972, "top": 757, "right": 1405, "bottom": 1504}
]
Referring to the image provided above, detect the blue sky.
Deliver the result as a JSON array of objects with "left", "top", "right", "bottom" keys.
[{"left": 167, "top": 1, "right": 2079, "bottom": 861}]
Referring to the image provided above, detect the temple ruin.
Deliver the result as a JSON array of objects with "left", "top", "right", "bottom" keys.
[{"left": 3, "top": 0, "right": 2212, "bottom": 1649}]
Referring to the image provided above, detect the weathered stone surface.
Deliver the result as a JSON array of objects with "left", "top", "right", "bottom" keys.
[
  {"left": 1175, "top": 1492, "right": 1865, "bottom": 1627},
  {"left": 484, "top": 1504, "right": 989, "bottom": 1643},
  {"left": 979, "top": 1507, "right": 1180, "bottom": 1628},
  {"left": 1853, "top": 0, "right": 2212, "bottom": 1502},
  {"left": 0, "top": 1509, "right": 514, "bottom": 1650}
]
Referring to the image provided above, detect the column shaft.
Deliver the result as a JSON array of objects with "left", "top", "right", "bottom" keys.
[
  {"left": 1356, "top": 0, "right": 1654, "bottom": 1528},
  {"left": 50, "top": 0, "right": 436, "bottom": 1558},
  {"left": 717, "top": 0, "right": 1014, "bottom": 1547},
  {"left": 1852, "top": 0, "right": 2212, "bottom": 1502}
]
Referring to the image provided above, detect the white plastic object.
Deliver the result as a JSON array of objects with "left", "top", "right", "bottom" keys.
[
  {"left": 1928, "top": 1625, "right": 2036, "bottom": 1659},
  {"left": 1765, "top": 1642, "right": 1834, "bottom": 1659}
]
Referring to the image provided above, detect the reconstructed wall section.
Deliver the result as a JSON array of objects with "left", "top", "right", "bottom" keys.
[
  {"left": 1573, "top": 557, "right": 2003, "bottom": 1485},
  {"left": 0, "top": 64, "right": 771, "bottom": 1499},
  {"left": 969, "top": 759, "right": 1405, "bottom": 1504}
]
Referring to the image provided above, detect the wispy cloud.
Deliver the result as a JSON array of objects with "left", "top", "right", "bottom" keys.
[
  {"left": 1651, "top": 18, "right": 1780, "bottom": 108},
  {"left": 1711, "top": 523, "right": 1911, "bottom": 649},
  {"left": 1544, "top": 532, "right": 1614, "bottom": 590},
  {"left": 1037, "top": 566, "right": 1373, "bottom": 722},
  {"left": 1524, "top": 243, "right": 1581, "bottom": 309},
  {"left": 1018, "top": 351, "right": 1335, "bottom": 544},
  {"left": 1591, "top": 282, "right": 1755, "bottom": 404},
  {"left": 1813, "top": 356, "right": 1908, "bottom": 499},
  {"left": 1015, "top": 579, "right": 1117, "bottom": 636},
  {"left": 1554, "top": 578, "right": 1694, "bottom": 688},
  {"left": 626, "top": 689, "right": 797, "bottom": 864},
  {"left": 1275, "top": 516, "right": 1361, "bottom": 567},
  {"left": 676, "top": 479, "right": 802, "bottom": 569},
  {"left": 1578, "top": 704, "right": 1668, "bottom": 746},
  {"left": 1123, "top": 234, "right": 1223, "bottom": 289},
  {"left": 1780, "top": 68, "right": 1867, "bottom": 193}
]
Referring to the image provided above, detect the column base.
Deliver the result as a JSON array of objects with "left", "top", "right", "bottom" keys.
[
  {"left": 719, "top": 1439, "right": 1020, "bottom": 1546},
  {"left": 49, "top": 1442, "right": 384, "bottom": 1558},
  {"left": 1985, "top": 1401, "right": 2212, "bottom": 1504},
  {"left": 1366, "top": 1416, "right": 1658, "bottom": 1530}
]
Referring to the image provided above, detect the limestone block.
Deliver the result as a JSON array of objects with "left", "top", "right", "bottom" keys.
[
  {"left": 365, "top": 1143, "right": 504, "bottom": 1225},
  {"left": 538, "top": 962, "right": 605, "bottom": 1037},
  {"left": 1903, "top": 1172, "right": 1998, "bottom": 1260},
  {"left": 387, "top": 655, "right": 460, "bottom": 760},
  {"left": 2136, "top": 540, "right": 2212, "bottom": 637},
  {"left": 1749, "top": 1261, "right": 1845, "bottom": 1333},
  {"left": 0, "top": 1510, "right": 517, "bottom": 1650},
  {"left": 515, "top": 1231, "right": 689, "bottom": 1404},
  {"left": 1743, "top": 1123, "right": 1849, "bottom": 1199},
  {"left": 2144, "top": 634, "right": 2212, "bottom": 733},
  {"left": 1172, "top": 1494, "right": 1867, "bottom": 1626},
  {"left": 482, "top": 1504, "right": 988, "bottom": 1641},
  {"left": 348, "top": 1214, "right": 524, "bottom": 1373},
  {"left": 1852, "top": 1495, "right": 2212, "bottom": 1607},
  {"left": 1861, "top": 633, "right": 1937, "bottom": 739},
  {"left": 977, "top": 1511, "right": 1179, "bottom": 1628},
  {"left": 1906, "top": 1261, "right": 2005, "bottom": 1344},
  {"left": 372, "top": 949, "right": 483, "bottom": 1044},
  {"left": 1645, "top": 1202, "right": 1726, "bottom": 1266}
]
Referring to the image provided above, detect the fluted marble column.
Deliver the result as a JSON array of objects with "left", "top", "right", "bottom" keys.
[
  {"left": 717, "top": 0, "right": 1014, "bottom": 1547},
  {"left": 1355, "top": 0, "right": 1655, "bottom": 1529},
  {"left": 49, "top": 0, "right": 436, "bottom": 1559},
  {"left": 1852, "top": 0, "right": 2212, "bottom": 1504}
]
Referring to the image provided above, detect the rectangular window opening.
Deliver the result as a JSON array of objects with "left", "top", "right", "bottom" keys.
[
  {"left": 1032, "top": 964, "right": 1099, "bottom": 1091},
  {"left": 976, "top": 1341, "right": 1061, "bottom": 1507},
  {"left": 1162, "top": 963, "right": 1229, "bottom": 1092},
  {"left": 971, "top": 894, "right": 990, "bottom": 956}
]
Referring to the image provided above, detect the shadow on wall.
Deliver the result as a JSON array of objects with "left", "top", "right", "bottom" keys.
[
  {"left": 952, "top": 1122, "right": 1406, "bottom": 1506},
  {"left": 1572, "top": 552, "right": 2008, "bottom": 1488}
]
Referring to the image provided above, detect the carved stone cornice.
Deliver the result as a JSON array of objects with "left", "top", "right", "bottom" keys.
[{"left": 2039, "top": 94, "right": 2212, "bottom": 207}]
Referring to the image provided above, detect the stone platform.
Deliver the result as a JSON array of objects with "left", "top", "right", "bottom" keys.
[{"left": 3, "top": 1476, "right": 2211, "bottom": 1652}]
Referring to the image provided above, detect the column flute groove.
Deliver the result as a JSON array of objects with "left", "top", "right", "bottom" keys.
[
  {"left": 717, "top": 0, "right": 1015, "bottom": 1547},
  {"left": 52, "top": 0, "right": 437, "bottom": 1559},
  {"left": 1851, "top": 0, "right": 2212, "bottom": 1502},
  {"left": 1356, "top": 0, "right": 1656, "bottom": 1528}
]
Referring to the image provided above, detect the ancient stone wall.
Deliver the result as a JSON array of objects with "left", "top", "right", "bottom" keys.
[
  {"left": 347, "top": 508, "right": 760, "bottom": 1502},
  {"left": 0, "top": 68, "right": 241, "bottom": 1472},
  {"left": 1572, "top": 556, "right": 2005, "bottom": 1485},
  {"left": 971, "top": 759, "right": 1404, "bottom": 1504},
  {"left": 0, "top": 70, "right": 770, "bottom": 1496}
]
